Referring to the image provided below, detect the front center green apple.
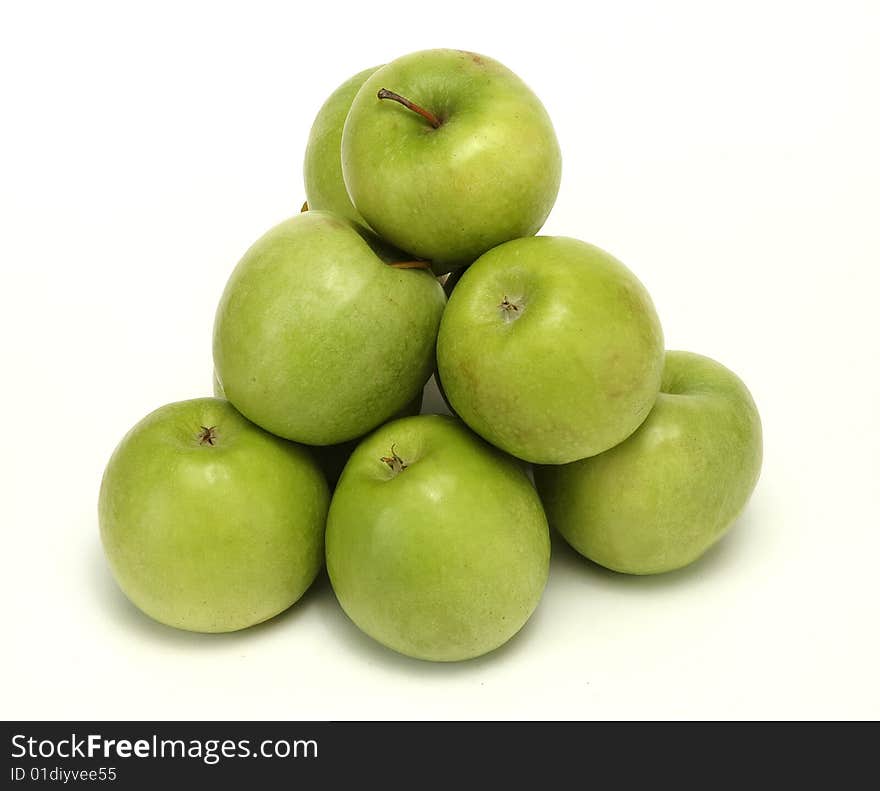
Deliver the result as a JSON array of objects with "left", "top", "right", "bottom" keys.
[{"left": 326, "top": 415, "right": 551, "bottom": 661}]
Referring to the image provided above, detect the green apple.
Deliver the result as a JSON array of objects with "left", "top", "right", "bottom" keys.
[
  {"left": 98, "top": 398, "right": 329, "bottom": 632},
  {"left": 213, "top": 211, "right": 445, "bottom": 445},
  {"left": 303, "top": 65, "right": 380, "bottom": 227},
  {"left": 535, "top": 351, "right": 763, "bottom": 574},
  {"left": 341, "top": 49, "right": 562, "bottom": 272},
  {"left": 437, "top": 236, "right": 664, "bottom": 464},
  {"left": 326, "top": 415, "right": 550, "bottom": 661}
]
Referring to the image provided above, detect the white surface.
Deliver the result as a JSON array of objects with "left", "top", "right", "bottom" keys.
[{"left": 2, "top": 1, "right": 879, "bottom": 720}]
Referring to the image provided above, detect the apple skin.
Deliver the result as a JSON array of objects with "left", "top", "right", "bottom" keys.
[
  {"left": 534, "top": 351, "right": 763, "bottom": 575},
  {"left": 305, "top": 391, "right": 424, "bottom": 487},
  {"left": 98, "top": 398, "right": 330, "bottom": 632},
  {"left": 437, "top": 236, "right": 664, "bottom": 464},
  {"left": 213, "top": 211, "right": 446, "bottom": 445},
  {"left": 213, "top": 372, "right": 422, "bottom": 485},
  {"left": 303, "top": 66, "right": 380, "bottom": 227},
  {"left": 326, "top": 415, "right": 550, "bottom": 661},
  {"left": 212, "top": 368, "right": 225, "bottom": 399},
  {"left": 341, "top": 49, "right": 562, "bottom": 272}
]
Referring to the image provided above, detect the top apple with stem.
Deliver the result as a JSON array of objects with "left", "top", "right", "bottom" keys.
[{"left": 342, "top": 49, "right": 562, "bottom": 274}]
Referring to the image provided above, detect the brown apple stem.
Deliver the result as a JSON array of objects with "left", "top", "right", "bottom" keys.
[
  {"left": 389, "top": 260, "right": 433, "bottom": 272},
  {"left": 500, "top": 296, "right": 520, "bottom": 314},
  {"left": 380, "top": 445, "right": 408, "bottom": 475},
  {"left": 377, "top": 88, "right": 442, "bottom": 129},
  {"left": 300, "top": 201, "right": 309, "bottom": 212}
]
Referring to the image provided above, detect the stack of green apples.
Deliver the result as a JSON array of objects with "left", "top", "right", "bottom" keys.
[{"left": 99, "top": 49, "right": 762, "bottom": 662}]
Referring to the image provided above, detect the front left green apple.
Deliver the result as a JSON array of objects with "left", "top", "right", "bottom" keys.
[{"left": 98, "top": 398, "right": 329, "bottom": 632}]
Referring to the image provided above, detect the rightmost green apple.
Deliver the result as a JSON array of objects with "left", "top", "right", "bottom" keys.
[{"left": 535, "top": 351, "right": 762, "bottom": 575}]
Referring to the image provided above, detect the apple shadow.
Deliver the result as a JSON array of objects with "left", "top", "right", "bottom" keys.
[
  {"left": 420, "top": 375, "right": 453, "bottom": 417},
  {"left": 88, "top": 541, "right": 331, "bottom": 646},
  {"left": 546, "top": 498, "right": 762, "bottom": 594},
  {"left": 89, "top": 488, "right": 765, "bottom": 668},
  {"left": 91, "top": 538, "right": 539, "bottom": 672}
]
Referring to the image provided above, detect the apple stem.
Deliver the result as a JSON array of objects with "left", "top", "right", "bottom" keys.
[
  {"left": 500, "top": 296, "right": 521, "bottom": 313},
  {"left": 380, "top": 445, "right": 408, "bottom": 475},
  {"left": 389, "top": 260, "right": 432, "bottom": 272},
  {"left": 499, "top": 296, "right": 524, "bottom": 323},
  {"left": 377, "top": 88, "right": 442, "bottom": 129},
  {"left": 300, "top": 201, "right": 309, "bottom": 213}
]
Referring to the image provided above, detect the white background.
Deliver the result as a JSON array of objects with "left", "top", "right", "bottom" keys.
[{"left": 2, "top": 1, "right": 878, "bottom": 720}]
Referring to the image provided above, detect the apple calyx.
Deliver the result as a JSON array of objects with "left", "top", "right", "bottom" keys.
[
  {"left": 377, "top": 88, "right": 442, "bottom": 129},
  {"left": 198, "top": 426, "right": 218, "bottom": 446},
  {"left": 380, "top": 445, "right": 408, "bottom": 475},
  {"left": 499, "top": 296, "right": 524, "bottom": 322}
]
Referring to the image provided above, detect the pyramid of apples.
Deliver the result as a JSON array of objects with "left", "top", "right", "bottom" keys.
[{"left": 99, "top": 50, "right": 762, "bottom": 661}]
